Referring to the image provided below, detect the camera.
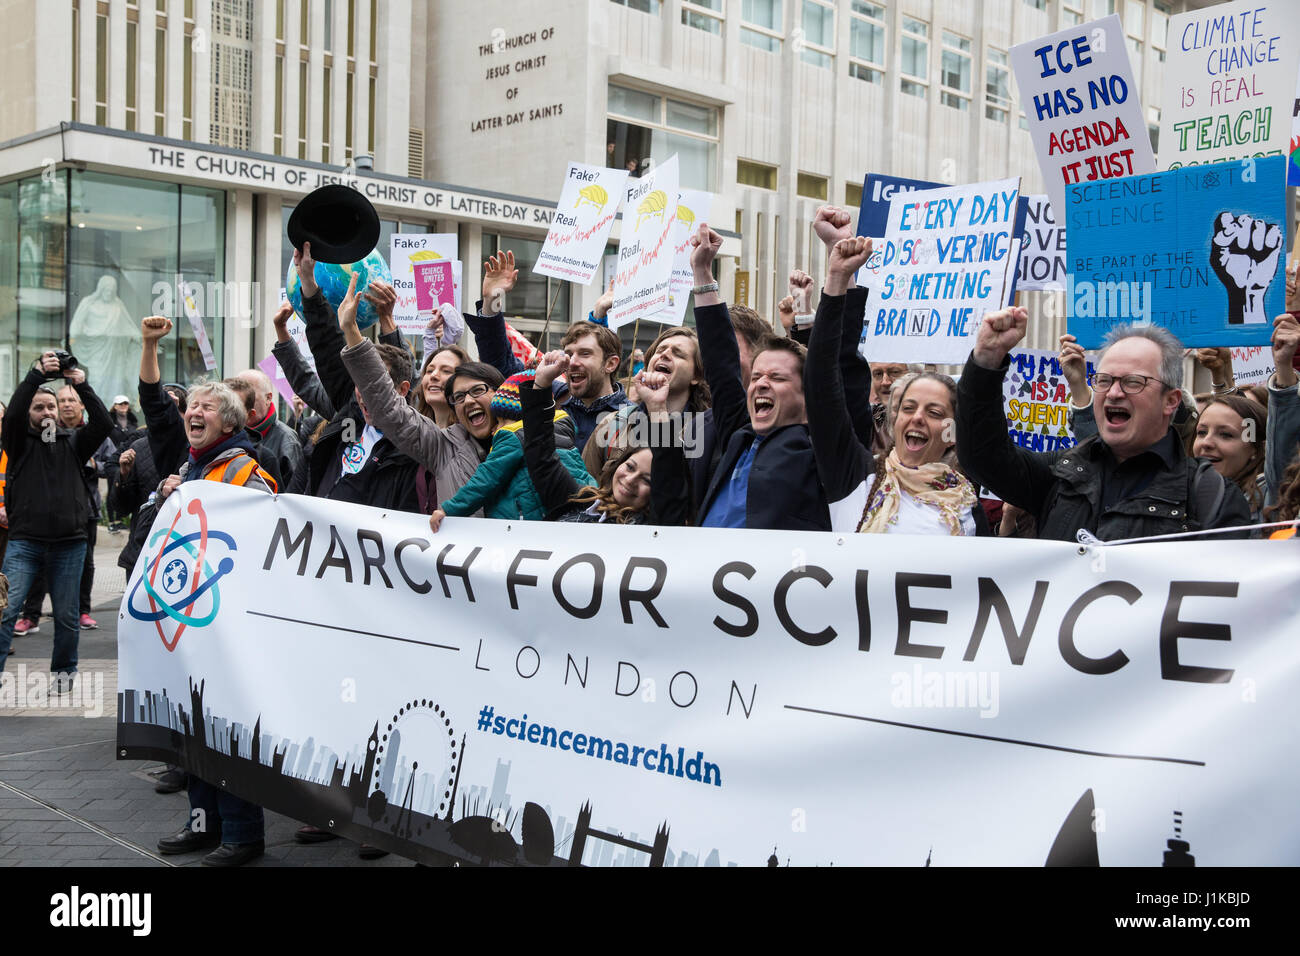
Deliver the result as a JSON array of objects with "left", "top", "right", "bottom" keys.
[{"left": 42, "top": 350, "right": 79, "bottom": 380}]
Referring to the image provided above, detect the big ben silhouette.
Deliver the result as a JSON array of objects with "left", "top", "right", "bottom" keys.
[{"left": 349, "top": 721, "right": 380, "bottom": 809}]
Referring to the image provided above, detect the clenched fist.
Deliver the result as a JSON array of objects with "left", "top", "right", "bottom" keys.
[{"left": 1211, "top": 213, "right": 1282, "bottom": 326}]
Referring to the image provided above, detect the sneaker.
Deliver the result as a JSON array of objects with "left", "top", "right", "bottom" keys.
[
  {"left": 12, "top": 618, "right": 38, "bottom": 636},
  {"left": 79, "top": 614, "right": 99, "bottom": 629}
]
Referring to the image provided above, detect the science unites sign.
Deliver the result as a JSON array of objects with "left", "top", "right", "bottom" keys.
[{"left": 117, "top": 484, "right": 1300, "bottom": 866}]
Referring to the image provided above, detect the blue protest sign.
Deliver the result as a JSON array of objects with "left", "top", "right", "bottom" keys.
[{"left": 1065, "top": 156, "right": 1287, "bottom": 349}]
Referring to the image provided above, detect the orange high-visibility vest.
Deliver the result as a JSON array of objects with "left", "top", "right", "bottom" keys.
[
  {"left": 203, "top": 453, "right": 277, "bottom": 493},
  {"left": 1269, "top": 526, "right": 1296, "bottom": 541}
]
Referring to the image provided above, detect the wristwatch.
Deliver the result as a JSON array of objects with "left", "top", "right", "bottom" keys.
[{"left": 691, "top": 282, "right": 719, "bottom": 295}]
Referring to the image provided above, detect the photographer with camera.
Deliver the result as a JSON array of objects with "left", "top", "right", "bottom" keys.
[{"left": 0, "top": 351, "right": 111, "bottom": 683}]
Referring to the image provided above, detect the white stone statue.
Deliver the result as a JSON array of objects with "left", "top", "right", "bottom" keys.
[{"left": 69, "top": 275, "right": 141, "bottom": 409}]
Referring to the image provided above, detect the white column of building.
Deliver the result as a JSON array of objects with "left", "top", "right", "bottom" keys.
[
  {"left": 250, "top": 0, "right": 277, "bottom": 152},
  {"left": 284, "top": 0, "right": 302, "bottom": 159},
  {"left": 77, "top": 0, "right": 97, "bottom": 123},
  {"left": 139, "top": 0, "right": 158, "bottom": 136},
  {"left": 107, "top": 0, "right": 127, "bottom": 129},
  {"left": 373, "top": 0, "right": 410, "bottom": 177},
  {"left": 330, "top": 0, "right": 347, "bottom": 164},
  {"left": 354, "top": 0, "right": 371, "bottom": 160},
  {"left": 34, "top": 1, "right": 74, "bottom": 128},
  {"left": 165, "top": 0, "right": 185, "bottom": 138},
  {"left": 225, "top": 189, "right": 256, "bottom": 373},
  {"left": 254, "top": 192, "right": 285, "bottom": 368},
  {"left": 192, "top": 0, "right": 212, "bottom": 143},
  {"left": 307, "top": 1, "right": 324, "bottom": 162}
]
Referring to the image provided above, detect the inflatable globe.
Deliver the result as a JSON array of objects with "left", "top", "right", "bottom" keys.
[{"left": 285, "top": 248, "right": 393, "bottom": 330}]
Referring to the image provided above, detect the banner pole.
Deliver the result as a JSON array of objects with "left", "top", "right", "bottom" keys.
[{"left": 540, "top": 283, "right": 563, "bottom": 353}]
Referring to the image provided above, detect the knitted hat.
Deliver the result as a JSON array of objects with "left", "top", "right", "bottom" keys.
[{"left": 491, "top": 368, "right": 534, "bottom": 420}]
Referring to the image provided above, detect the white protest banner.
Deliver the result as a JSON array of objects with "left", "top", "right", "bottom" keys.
[
  {"left": 1003, "top": 347, "right": 1095, "bottom": 453},
  {"left": 1228, "top": 344, "right": 1277, "bottom": 386},
  {"left": 534, "top": 162, "right": 629, "bottom": 285},
  {"left": 1158, "top": 0, "right": 1299, "bottom": 170},
  {"left": 861, "top": 178, "right": 1021, "bottom": 364},
  {"left": 652, "top": 188, "right": 714, "bottom": 327},
  {"left": 609, "top": 155, "right": 679, "bottom": 330},
  {"left": 390, "top": 234, "right": 461, "bottom": 334},
  {"left": 118, "top": 483, "right": 1300, "bottom": 866},
  {"left": 1017, "top": 195, "right": 1068, "bottom": 291},
  {"left": 1011, "top": 15, "right": 1156, "bottom": 217},
  {"left": 177, "top": 276, "right": 218, "bottom": 371}
]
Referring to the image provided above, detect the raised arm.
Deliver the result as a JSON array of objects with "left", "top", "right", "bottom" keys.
[
  {"left": 465, "top": 251, "right": 525, "bottom": 379},
  {"left": 1266, "top": 313, "right": 1300, "bottom": 507},
  {"left": 295, "top": 242, "right": 356, "bottom": 411},
  {"left": 1060, "top": 333, "right": 1098, "bottom": 442},
  {"left": 806, "top": 238, "right": 874, "bottom": 504},
  {"left": 137, "top": 316, "right": 188, "bottom": 475},
  {"left": 688, "top": 223, "right": 748, "bottom": 448},
  {"left": 70, "top": 371, "right": 113, "bottom": 462},
  {"left": 956, "top": 307, "right": 1060, "bottom": 514},
  {"left": 523, "top": 352, "right": 592, "bottom": 517}
]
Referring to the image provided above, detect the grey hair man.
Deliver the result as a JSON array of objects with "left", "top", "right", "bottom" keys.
[
  {"left": 955, "top": 309, "right": 1250, "bottom": 541},
  {"left": 236, "top": 367, "right": 305, "bottom": 493}
]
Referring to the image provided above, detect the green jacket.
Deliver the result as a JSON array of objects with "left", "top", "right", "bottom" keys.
[{"left": 440, "top": 410, "right": 590, "bottom": 520}]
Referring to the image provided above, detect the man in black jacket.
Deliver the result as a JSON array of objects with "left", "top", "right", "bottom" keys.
[
  {"left": 956, "top": 307, "right": 1250, "bottom": 541},
  {"left": 653, "top": 224, "right": 830, "bottom": 532},
  {"left": 295, "top": 243, "right": 420, "bottom": 513},
  {"left": 0, "top": 353, "right": 112, "bottom": 680}
]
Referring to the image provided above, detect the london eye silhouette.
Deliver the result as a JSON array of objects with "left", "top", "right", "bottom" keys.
[{"left": 368, "top": 699, "right": 460, "bottom": 841}]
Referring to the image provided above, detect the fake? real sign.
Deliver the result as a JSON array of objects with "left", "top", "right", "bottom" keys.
[
  {"left": 118, "top": 483, "right": 1300, "bottom": 865},
  {"left": 861, "top": 178, "right": 1022, "bottom": 365}
]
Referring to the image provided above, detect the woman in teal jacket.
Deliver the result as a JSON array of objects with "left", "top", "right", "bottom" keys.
[{"left": 429, "top": 369, "right": 590, "bottom": 527}]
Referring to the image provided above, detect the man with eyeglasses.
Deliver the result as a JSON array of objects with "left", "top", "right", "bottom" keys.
[{"left": 955, "top": 308, "right": 1250, "bottom": 541}]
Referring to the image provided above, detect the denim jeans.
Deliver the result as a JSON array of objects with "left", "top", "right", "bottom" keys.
[
  {"left": 20, "top": 518, "right": 97, "bottom": 619},
  {"left": 188, "top": 777, "right": 265, "bottom": 844},
  {"left": 0, "top": 538, "right": 87, "bottom": 674}
]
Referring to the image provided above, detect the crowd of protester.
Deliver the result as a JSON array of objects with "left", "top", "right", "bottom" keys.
[{"left": 2, "top": 202, "right": 1297, "bottom": 866}]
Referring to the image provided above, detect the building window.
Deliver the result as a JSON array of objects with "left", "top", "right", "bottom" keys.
[
  {"left": 480, "top": 233, "right": 571, "bottom": 346},
  {"left": 741, "top": 0, "right": 782, "bottom": 53},
  {"left": 1152, "top": 1, "right": 1169, "bottom": 61},
  {"left": 345, "top": 72, "right": 354, "bottom": 160},
  {"left": 900, "top": 17, "right": 928, "bottom": 99},
  {"left": 126, "top": 21, "right": 138, "bottom": 131},
  {"left": 369, "top": 0, "right": 377, "bottom": 60},
  {"left": 274, "top": 57, "right": 284, "bottom": 153},
  {"left": 737, "top": 159, "right": 778, "bottom": 191},
  {"left": 846, "top": 181, "right": 863, "bottom": 209},
  {"left": 985, "top": 48, "right": 1010, "bottom": 123},
  {"left": 324, "top": 0, "right": 333, "bottom": 47},
  {"left": 607, "top": 84, "right": 719, "bottom": 191},
  {"left": 155, "top": 26, "right": 166, "bottom": 135},
  {"left": 610, "top": 0, "right": 661, "bottom": 13},
  {"left": 799, "top": 1, "right": 834, "bottom": 69},
  {"left": 322, "top": 65, "right": 332, "bottom": 163},
  {"left": 183, "top": 22, "right": 194, "bottom": 139},
  {"left": 276, "top": 0, "right": 284, "bottom": 41},
  {"left": 797, "top": 173, "right": 828, "bottom": 201},
  {"left": 301, "top": 0, "right": 309, "bottom": 45},
  {"left": 95, "top": 11, "right": 108, "bottom": 125},
  {"left": 940, "top": 31, "right": 971, "bottom": 111},
  {"left": 347, "top": 0, "right": 355, "bottom": 57},
  {"left": 298, "top": 62, "right": 308, "bottom": 158},
  {"left": 848, "top": 1, "right": 885, "bottom": 84},
  {"left": 1023, "top": 0, "right": 1046, "bottom": 10},
  {"left": 682, "top": 0, "right": 722, "bottom": 34},
  {"left": 1061, "top": 3, "right": 1083, "bottom": 27},
  {"left": 368, "top": 77, "right": 376, "bottom": 153}
]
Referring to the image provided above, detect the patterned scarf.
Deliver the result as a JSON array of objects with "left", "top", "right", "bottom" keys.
[{"left": 858, "top": 448, "right": 977, "bottom": 536}]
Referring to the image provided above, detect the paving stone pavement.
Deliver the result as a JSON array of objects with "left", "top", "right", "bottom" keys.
[{"left": 0, "top": 532, "right": 410, "bottom": 867}]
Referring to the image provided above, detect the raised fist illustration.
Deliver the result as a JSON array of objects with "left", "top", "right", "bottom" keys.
[{"left": 1211, "top": 212, "right": 1282, "bottom": 326}]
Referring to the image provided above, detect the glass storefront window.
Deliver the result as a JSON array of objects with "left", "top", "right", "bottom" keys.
[{"left": 0, "top": 170, "right": 226, "bottom": 409}]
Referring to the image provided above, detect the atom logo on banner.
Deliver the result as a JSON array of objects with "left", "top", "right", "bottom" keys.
[{"left": 127, "top": 496, "right": 236, "bottom": 652}]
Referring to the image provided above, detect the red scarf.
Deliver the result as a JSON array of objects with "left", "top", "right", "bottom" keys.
[{"left": 247, "top": 402, "right": 277, "bottom": 441}]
